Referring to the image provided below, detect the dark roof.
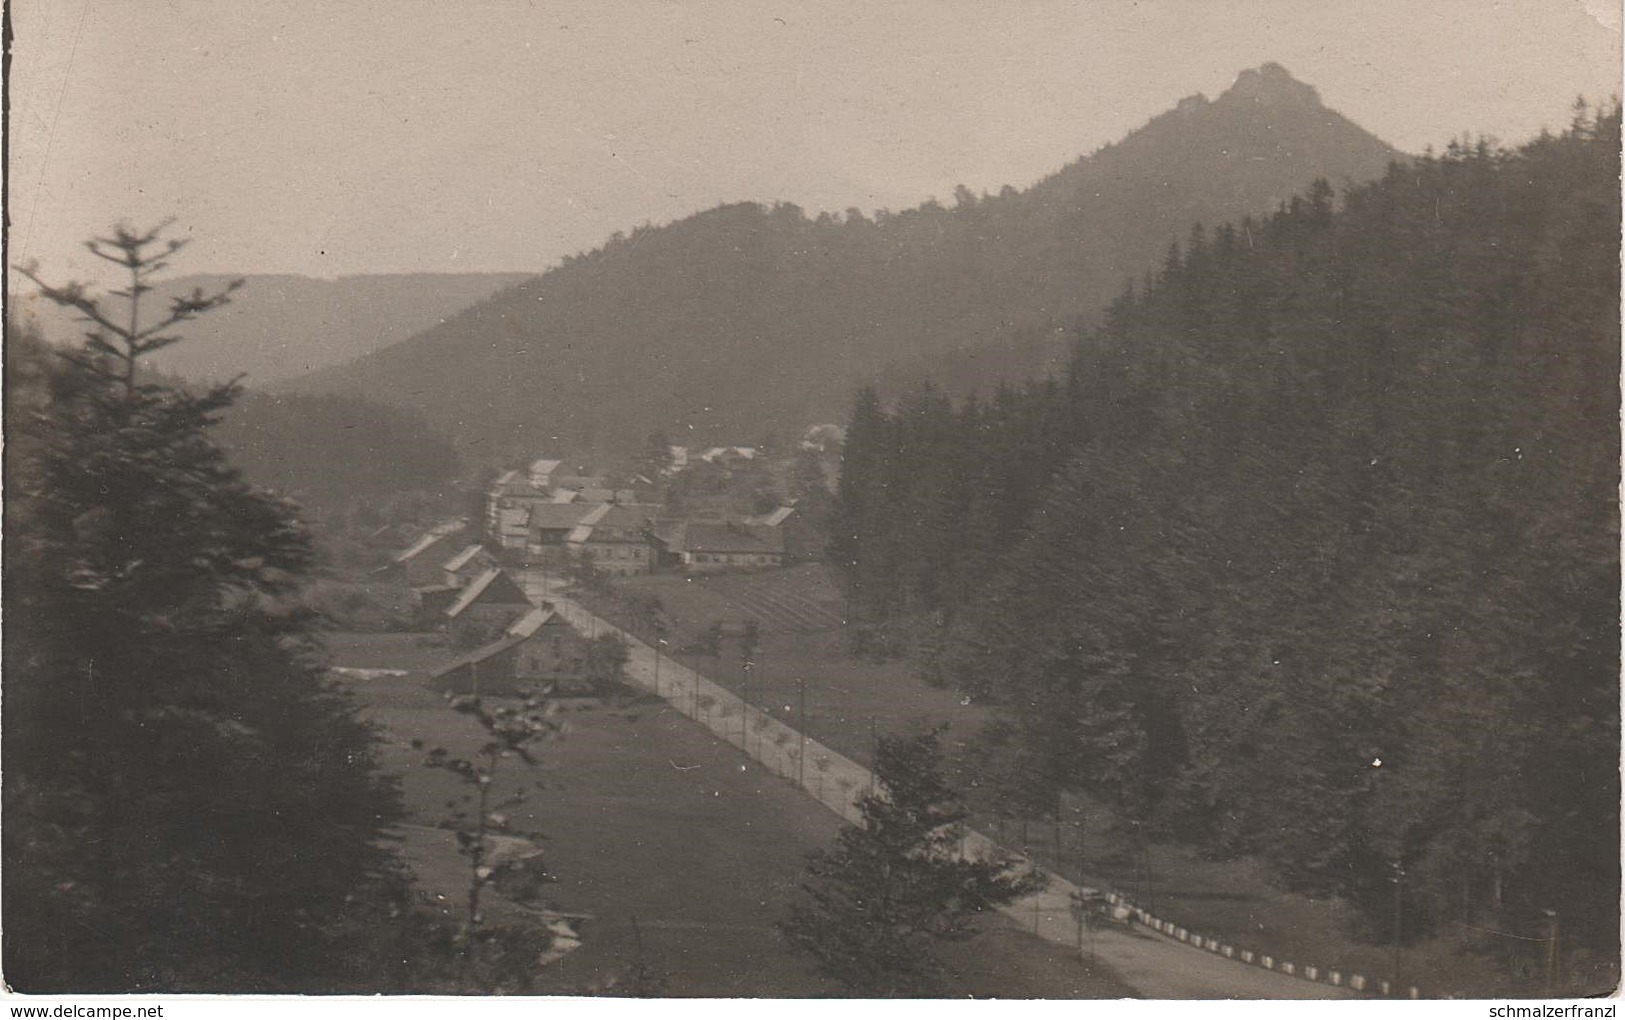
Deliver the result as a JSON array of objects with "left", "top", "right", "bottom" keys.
[
  {"left": 491, "top": 471, "right": 549, "bottom": 498},
  {"left": 431, "top": 632, "right": 527, "bottom": 679},
  {"left": 445, "top": 569, "right": 532, "bottom": 618},
  {"left": 571, "top": 504, "right": 655, "bottom": 543},
  {"left": 675, "top": 521, "right": 784, "bottom": 555},
  {"left": 507, "top": 606, "right": 559, "bottom": 638},
  {"left": 442, "top": 544, "right": 489, "bottom": 573},
  {"left": 528, "top": 503, "right": 598, "bottom": 533},
  {"left": 746, "top": 506, "right": 796, "bottom": 527},
  {"left": 390, "top": 519, "right": 465, "bottom": 564}
]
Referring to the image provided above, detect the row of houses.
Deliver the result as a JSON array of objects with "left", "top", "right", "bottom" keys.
[
  {"left": 378, "top": 525, "right": 604, "bottom": 696},
  {"left": 484, "top": 456, "right": 806, "bottom": 575},
  {"left": 663, "top": 444, "right": 759, "bottom": 474}
]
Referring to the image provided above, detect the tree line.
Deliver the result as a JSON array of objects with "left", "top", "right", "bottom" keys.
[{"left": 830, "top": 107, "right": 1620, "bottom": 956}]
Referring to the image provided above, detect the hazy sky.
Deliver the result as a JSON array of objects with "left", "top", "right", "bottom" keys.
[{"left": 8, "top": 0, "right": 1620, "bottom": 281}]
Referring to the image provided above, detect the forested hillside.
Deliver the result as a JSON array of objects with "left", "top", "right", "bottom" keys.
[
  {"left": 15, "top": 271, "right": 533, "bottom": 385},
  {"left": 212, "top": 390, "right": 462, "bottom": 509},
  {"left": 5, "top": 321, "right": 462, "bottom": 513},
  {"left": 290, "top": 65, "right": 1400, "bottom": 465},
  {"left": 832, "top": 107, "right": 1620, "bottom": 957}
]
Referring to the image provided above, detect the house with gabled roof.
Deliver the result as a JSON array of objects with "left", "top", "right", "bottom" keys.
[
  {"left": 573, "top": 487, "right": 637, "bottom": 504},
  {"left": 525, "top": 503, "right": 598, "bottom": 558},
  {"left": 442, "top": 543, "right": 496, "bottom": 588},
  {"left": 528, "top": 459, "right": 564, "bottom": 488},
  {"left": 486, "top": 469, "right": 556, "bottom": 546},
  {"left": 377, "top": 518, "right": 467, "bottom": 585},
  {"left": 444, "top": 568, "right": 533, "bottom": 645},
  {"left": 413, "top": 583, "right": 462, "bottom": 626},
  {"left": 430, "top": 604, "right": 593, "bottom": 696},
  {"left": 566, "top": 503, "right": 657, "bottom": 576},
  {"left": 653, "top": 519, "right": 784, "bottom": 572},
  {"left": 743, "top": 504, "right": 816, "bottom": 562},
  {"left": 746, "top": 506, "right": 796, "bottom": 528},
  {"left": 497, "top": 506, "right": 535, "bottom": 551}
]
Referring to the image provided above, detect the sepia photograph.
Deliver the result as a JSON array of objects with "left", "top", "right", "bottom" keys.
[{"left": 4, "top": 0, "right": 1621, "bottom": 1005}]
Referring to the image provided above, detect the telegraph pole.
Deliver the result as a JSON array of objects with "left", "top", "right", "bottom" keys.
[
  {"left": 1545, "top": 908, "right": 1560, "bottom": 995},
  {"left": 868, "top": 715, "right": 878, "bottom": 797},
  {"left": 1391, "top": 860, "right": 1405, "bottom": 995},
  {"left": 797, "top": 676, "right": 807, "bottom": 786}
]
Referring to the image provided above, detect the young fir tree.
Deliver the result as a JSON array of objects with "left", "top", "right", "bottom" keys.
[
  {"left": 4, "top": 223, "right": 405, "bottom": 991},
  {"left": 779, "top": 729, "right": 1043, "bottom": 996}
]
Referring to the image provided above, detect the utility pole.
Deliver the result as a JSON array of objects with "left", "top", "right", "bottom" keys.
[
  {"left": 868, "top": 715, "right": 878, "bottom": 796},
  {"left": 1545, "top": 908, "right": 1560, "bottom": 995},
  {"left": 797, "top": 676, "right": 807, "bottom": 786},
  {"left": 739, "top": 649, "right": 749, "bottom": 746},
  {"left": 1391, "top": 860, "right": 1405, "bottom": 995},
  {"left": 1076, "top": 802, "right": 1087, "bottom": 880},
  {"left": 1054, "top": 798, "right": 1063, "bottom": 865}
]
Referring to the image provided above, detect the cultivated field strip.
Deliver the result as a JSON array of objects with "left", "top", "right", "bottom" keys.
[
  {"left": 548, "top": 594, "right": 1350, "bottom": 1000},
  {"left": 693, "top": 573, "right": 846, "bottom": 632}
]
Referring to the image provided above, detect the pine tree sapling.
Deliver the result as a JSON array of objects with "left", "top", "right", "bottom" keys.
[
  {"left": 413, "top": 686, "right": 568, "bottom": 993},
  {"left": 419, "top": 691, "right": 562, "bottom": 932},
  {"left": 780, "top": 729, "right": 1044, "bottom": 996}
]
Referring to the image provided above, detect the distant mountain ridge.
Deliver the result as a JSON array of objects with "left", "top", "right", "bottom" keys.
[
  {"left": 16, "top": 272, "right": 535, "bottom": 385},
  {"left": 284, "top": 64, "right": 1404, "bottom": 462}
]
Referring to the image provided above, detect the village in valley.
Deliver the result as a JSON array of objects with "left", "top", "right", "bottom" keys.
[
  {"left": 374, "top": 434, "right": 834, "bottom": 697},
  {"left": 286, "top": 406, "right": 1163, "bottom": 998},
  {"left": 7, "top": 2, "right": 1618, "bottom": 1002}
]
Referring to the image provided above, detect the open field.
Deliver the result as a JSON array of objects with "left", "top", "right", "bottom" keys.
[
  {"left": 612, "top": 566, "right": 992, "bottom": 774},
  {"left": 326, "top": 630, "right": 1136, "bottom": 997}
]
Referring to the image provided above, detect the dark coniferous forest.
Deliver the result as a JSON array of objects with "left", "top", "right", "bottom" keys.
[{"left": 831, "top": 108, "right": 1620, "bottom": 953}]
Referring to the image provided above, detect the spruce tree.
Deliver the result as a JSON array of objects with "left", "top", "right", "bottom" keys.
[
  {"left": 4, "top": 224, "right": 405, "bottom": 991},
  {"left": 779, "top": 729, "right": 1042, "bottom": 996}
]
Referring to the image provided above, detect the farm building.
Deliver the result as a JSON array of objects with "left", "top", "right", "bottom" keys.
[
  {"left": 526, "top": 503, "right": 598, "bottom": 558},
  {"left": 743, "top": 505, "right": 818, "bottom": 562},
  {"left": 653, "top": 520, "right": 784, "bottom": 571},
  {"left": 444, "top": 568, "right": 533, "bottom": 645},
  {"left": 441, "top": 543, "right": 496, "bottom": 588},
  {"left": 376, "top": 519, "right": 468, "bottom": 586},
  {"left": 567, "top": 503, "right": 657, "bottom": 576},
  {"left": 485, "top": 470, "right": 553, "bottom": 547},
  {"left": 413, "top": 583, "right": 461, "bottom": 627},
  {"left": 527, "top": 458, "right": 564, "bottom": 489},
  {"left": 430, "top": 605, "right": 594, "bottom": 696}
]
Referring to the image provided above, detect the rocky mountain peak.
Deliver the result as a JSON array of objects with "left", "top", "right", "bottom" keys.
[{"left": 1220, "top": 62, "right": 1322, "bottom": 108}]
